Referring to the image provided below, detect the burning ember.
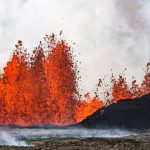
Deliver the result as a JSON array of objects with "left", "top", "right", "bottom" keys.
[{"left": 0, "top": 34, "right": 149, "bottom": 126}]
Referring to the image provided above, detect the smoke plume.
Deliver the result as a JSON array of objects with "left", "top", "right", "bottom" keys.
[{"left": 0, "top": 0, "right": 149, "bottom": 93}]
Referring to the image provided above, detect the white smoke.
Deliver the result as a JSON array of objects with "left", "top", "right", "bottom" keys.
[
  {"left": 0, "top": 127, "right": 137, "bottom": 140},
  {"left": 0, "top": 131, "right": 28, "bottom": 146},
  {"left": 0, "top": 127, "right": 139, "bottom": 146},
  {"left": 0, "top": 0, "right": 149, "bottom": 93}
]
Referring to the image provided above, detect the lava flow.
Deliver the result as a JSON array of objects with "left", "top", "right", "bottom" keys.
[{"left": 0, "top": 34, "right": 149, "bottom": 126}]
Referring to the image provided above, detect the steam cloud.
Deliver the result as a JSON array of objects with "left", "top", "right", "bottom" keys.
[
  {"left": 0, "top": 127, "right": 137, "bottom": 146},
  {"left": 0, "top": 131, "right": 28, "bottom": 146},
  {"left": 0, "top": 0, "right": 150, "bottom": 93}
]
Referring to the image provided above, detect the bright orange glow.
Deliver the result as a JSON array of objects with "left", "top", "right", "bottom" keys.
[
  {"left": 111, "top": 62, "right": 150, "bottom": 101},
  {"left": 0, "top": 35, "right": 102, "bottom": 126},
  {"left": 0, "top": 34, "right": 149, "bottom": 126},
  {"left": 96, "top": 62, "right": 150, "bottom": 103},
  {"left": 75, "top": 93, "right": 103, "bottom": 122}
]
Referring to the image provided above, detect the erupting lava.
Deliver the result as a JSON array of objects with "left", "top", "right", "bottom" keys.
[{"left": 0, "top": 34, "right": 149, "bottom": 126}]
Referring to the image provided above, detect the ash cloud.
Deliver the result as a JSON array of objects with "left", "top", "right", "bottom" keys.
[{"left": 0, "top": 0, "right": 149, "bottom": 93}]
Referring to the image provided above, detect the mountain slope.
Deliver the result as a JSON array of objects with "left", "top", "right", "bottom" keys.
[{"left": 77, "top": 94, "right": 150, "bottom": 129}]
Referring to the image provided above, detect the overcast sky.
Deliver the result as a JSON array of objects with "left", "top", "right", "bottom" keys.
[{"left": 0, "top": 0, "right": 150, "bottom": 94}]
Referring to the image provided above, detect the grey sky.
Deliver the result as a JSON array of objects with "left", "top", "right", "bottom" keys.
[{"left": 0, "top": 0, "right": 150, "bottom": 94}]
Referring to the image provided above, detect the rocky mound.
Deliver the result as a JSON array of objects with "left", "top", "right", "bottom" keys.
[{"left": 77, "top": 94, "right": 150, "bottom": 129}]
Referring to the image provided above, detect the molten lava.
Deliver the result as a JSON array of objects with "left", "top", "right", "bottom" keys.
[
  {"left": 96, "top": 62, "right": 150, "bottom": 104},
  {"left": 0, "top": 34, "right": 149, "bottom": 126}
]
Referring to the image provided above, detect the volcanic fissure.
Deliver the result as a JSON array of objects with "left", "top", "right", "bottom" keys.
[{"left": 0, "top": 34, "right": 149, "bottom": 126}]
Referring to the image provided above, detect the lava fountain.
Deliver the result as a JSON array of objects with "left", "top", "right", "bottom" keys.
[{"left": 0, "top": 34, "right": 149, "bottom": 126}]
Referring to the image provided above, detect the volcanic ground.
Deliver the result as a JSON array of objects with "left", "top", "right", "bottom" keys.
[{"left": 0, "top": 134, "right": 150, "bottom": 150}]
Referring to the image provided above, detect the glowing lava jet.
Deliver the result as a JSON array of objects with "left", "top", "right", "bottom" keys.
[
  {"left": 0, "top": 35, "right": 102, "bottom": 126},
  {"left": 0, "top": 34, "right": 149, "bottom": 126}
]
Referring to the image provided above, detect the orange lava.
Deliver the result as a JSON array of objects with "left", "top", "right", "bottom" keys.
[
  {"left": 0, "top": 34, "right": 149, "bottom": 126},
  {"left": 96, "top": 62, "right": 150, "bottom": 104},
  {"left": 0, "top": 35, "right": 102, "bottom": 126},
  {"left": 111, "top": 63, "right": 150, "bottom": 101}
]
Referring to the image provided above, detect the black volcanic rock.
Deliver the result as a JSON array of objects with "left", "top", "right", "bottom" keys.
[{"left": 77, "top": 94, "right": 150, "bottom": 129}]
